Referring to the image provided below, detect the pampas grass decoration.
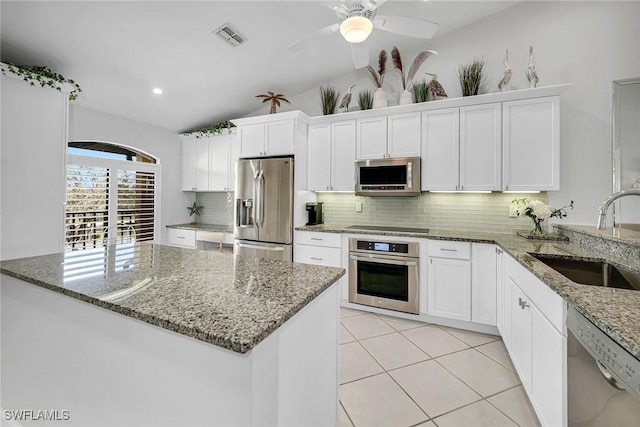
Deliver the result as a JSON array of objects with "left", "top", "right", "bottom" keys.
[{"left": 458, "top": 58, "right": 486, "bottom": 96}]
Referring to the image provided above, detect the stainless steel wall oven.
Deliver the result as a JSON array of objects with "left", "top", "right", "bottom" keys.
[{"left": 348, "top": 238, "right": 419, "bottom": 314}]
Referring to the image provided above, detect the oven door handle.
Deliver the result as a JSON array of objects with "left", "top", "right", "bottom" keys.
[{"left": 349, "top": 254, "right": 418, "bottom": 266}]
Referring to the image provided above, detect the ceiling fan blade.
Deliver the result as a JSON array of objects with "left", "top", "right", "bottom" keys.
[
  {"left": 362, "top": 0, "right": 387, "bottom": 11},
  {"left": 373, "top": 15, "right": 439, "bottom": 39},
  {"left": 287, "top": 23, "right": 340, "bottom": 52},
  {"left": 351, "top": 43, "right": 370, "bottom": 69}
]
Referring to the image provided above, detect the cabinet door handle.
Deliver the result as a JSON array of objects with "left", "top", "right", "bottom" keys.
[
  {"left": 177, "top": 236, "right": 185, "bottom": 239},
  {"left": 518, "top": 297, "right": 530, "bottom": 309},
  {"left": 310, "top": 237, "right": 323, "bottom": 241},
  {"left": 440, "top": 248, "right": 458, "bottom": 252},
  {"left": 310, "top": 257, "right": 323, "bottom": 261}
]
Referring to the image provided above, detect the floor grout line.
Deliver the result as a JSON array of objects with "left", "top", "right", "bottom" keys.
[{"left": 338, "top": 308, "right": 537, "bottom": 427}]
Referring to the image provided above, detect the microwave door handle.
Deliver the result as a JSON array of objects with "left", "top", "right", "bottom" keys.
[
  {"left": 349, "top": 255, "right": 418, "bottom": 267},
  {"left": 407, "top": 161, "right": 412, "bottom": 189}
]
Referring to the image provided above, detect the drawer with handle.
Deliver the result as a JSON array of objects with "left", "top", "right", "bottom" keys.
[
  {"left": 427, "top": 240, "right": 471, "bottom": 260},
  {"left": 295, "top": 231, "right": 341, "bottom": 248},
  {"left": 294, "top": 244, "right": 341, "bottom": 267},
  {"left": 167, "top": 228, "right": 196, "bottom": 248}
]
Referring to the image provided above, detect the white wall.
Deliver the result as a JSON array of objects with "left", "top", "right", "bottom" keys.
[
  {"left": 1, "top": 74, "right": 67, "bottom": 260},
  {"left": 254, "top": 1, "right": 640, "bottom": 226},
  {"left": 69, "top": 105, "right": 193, "bottom": 243}
]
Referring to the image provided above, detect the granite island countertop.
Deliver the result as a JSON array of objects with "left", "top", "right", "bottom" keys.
[
  {"left": 297, "top": 223, "right": 640, "bottom": 360},
  {"left": 0, "top": 243, "right": 345, "bottom": 354}
]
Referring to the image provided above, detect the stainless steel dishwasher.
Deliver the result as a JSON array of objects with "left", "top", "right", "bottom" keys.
[{"left": 567, "top": 305, "right": 640, "bottom": 426}]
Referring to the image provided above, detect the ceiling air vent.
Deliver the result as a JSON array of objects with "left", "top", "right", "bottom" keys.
[{"left": 212, "top": 23, "right": 247, "bottom": 47}]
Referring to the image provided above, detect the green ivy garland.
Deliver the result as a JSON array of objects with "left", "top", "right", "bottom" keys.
[
  {"left": 183, "top": 120, "right": 236, "bottom": 139},
  {"left": 1, "top": 62, "right": 82, "bottom": 101}
]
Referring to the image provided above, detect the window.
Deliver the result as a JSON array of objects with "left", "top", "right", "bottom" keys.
[{"left": 65, "top": 141, "right": 159, "bottom": 251}]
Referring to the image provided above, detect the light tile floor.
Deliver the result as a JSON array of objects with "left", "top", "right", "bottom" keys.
[{"left": 337, "top": 307, "right": 541, "bottom": 427}]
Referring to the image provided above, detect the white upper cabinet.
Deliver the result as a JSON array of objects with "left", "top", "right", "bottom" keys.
[
  {"left": 422, "top": 108, "right": 460, "bottom": 191},
  {"left": 308, "top": 120, "right": 356, "bottom": 191},
  {"left": 239, "top": 119, "right": 295, "bottom": 158},
  {"left": 356, "top": 113, "right": 421, "bottom": 160},
  {"left": 331, "top": 120, "right": 357, "bottom": 190},
  {"left": 209, "top": 133, "right": 239, "bottom": 192},
  {"left": 503, "top": 96, "right": 560, "bottom": 191},
  {"left": 182, "top": 137, "right": 210, "bottom": 192},
  {"left": 356, "top": 116, "right": 387, "bottom": 159},
  {"left": 387, "top": 112, "right": 422, "bottom": 158},
  {"left": 460, "top": 103, "right": 502, "bottom": 191}
]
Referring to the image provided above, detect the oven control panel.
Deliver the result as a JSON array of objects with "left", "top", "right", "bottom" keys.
[{"left": 356, "top": 240, "right": 409, "bottom": 254}]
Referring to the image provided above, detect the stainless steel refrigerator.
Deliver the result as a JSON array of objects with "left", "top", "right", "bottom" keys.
[{"left": 234, "top": 156, "right": 294, "bottom": 261}]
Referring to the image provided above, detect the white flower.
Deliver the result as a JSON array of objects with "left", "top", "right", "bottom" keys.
[{"left": 529, "top": 200, "right": 551, "bottom": 219}]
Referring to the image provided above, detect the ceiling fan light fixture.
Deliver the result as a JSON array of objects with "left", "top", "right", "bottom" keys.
[{"left": 339, "top": 16, "right": 373, "bottom": 43}]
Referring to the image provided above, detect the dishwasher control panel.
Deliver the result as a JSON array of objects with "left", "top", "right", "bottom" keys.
[{"left": 567, "top": 305, "right": 640, "bottom": 400}]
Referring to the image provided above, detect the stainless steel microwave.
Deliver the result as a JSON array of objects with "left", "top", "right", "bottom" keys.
[{"left": 355, "top": 157, "right": 421, "bottom": 196}]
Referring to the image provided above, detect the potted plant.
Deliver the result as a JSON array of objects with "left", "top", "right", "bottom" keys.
[
  {"left": 319, "top": 85, "right": 340, "bottom": 115},
  {"left": 458, "top": 58, "right": 486, "bottom": 96},
  {"left": 358, "top": 90, "right": 373, "bottom": 110}
]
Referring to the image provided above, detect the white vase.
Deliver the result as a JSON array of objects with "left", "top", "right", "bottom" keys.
[
  {"left": 398, "top": 89, "right": 413, "bottom": 105},
  {"left": 372, "top": 88, "right": 388, "bottom": 108}
]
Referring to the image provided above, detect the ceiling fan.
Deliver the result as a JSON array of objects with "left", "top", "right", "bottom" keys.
[{"left": 287, "top": 0, "right": 439, "bottom": 69}]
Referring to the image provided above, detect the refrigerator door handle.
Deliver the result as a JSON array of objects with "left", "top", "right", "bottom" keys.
[
  {"left": 236, "top": 242, "right": 285, "bottom": 252},
  {"left": 256, "top": 169, "right": 265, "bottom": 230},
  {"left": 252, "top": 168, "right": 260, "bottom": 230}
]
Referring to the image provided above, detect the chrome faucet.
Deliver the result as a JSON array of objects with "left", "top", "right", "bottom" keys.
[{"left": 596, "top": 189, "right": 640, "bottom": 229}]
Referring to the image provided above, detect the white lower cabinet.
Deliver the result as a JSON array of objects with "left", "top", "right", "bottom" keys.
[
  {"left": 167, "top": 228, "right": 196, "bottom": 249},
  {"left": 427, "top": 240, "right": 471, "bottom": 321},
  {"left": 427, "top": 241, "right": 497, "bottom": 325},
  {"left": 504, "top": 254, "right": 566, "bottom": 427},
  {"left": 471, "top": 243, "right": 498, "bottom": 326},
  {"left": 294, "top": 231, "right": 344, "bottom": 297}
]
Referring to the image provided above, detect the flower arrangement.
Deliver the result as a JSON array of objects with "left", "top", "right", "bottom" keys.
[{"left": 512, "top": 198, "right": 574, "bottom": 235}]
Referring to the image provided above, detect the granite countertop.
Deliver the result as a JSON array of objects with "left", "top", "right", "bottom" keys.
[
  {"left": 167, "top": 223, "right": 234, "bottom": 233},
  {"left": 296, "top": 223, "right": 640, "bottom": 360},
  {"left": 0, "top": 244, "right": 345, "bottom": 354}
]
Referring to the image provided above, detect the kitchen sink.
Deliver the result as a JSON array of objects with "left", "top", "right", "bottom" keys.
[{"left": 529, "top": 254, "right": 640, "bottom": 291}]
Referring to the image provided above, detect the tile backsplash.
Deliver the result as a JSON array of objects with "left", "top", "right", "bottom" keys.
[
  {"left": 195, "top": 192, "right": 234, "bottom": 226},
  {"left": 317, "top": 192, "right": 547, "bottom": 234},
  {"left": 195, "top": 191, "right": 549, "bottom": 234}
]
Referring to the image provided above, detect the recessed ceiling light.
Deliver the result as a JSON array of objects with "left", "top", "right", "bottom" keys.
[{"left": 153, "top": 88, "right": 163, "bottom": 95}]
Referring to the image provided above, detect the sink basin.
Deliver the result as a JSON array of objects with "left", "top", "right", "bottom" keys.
[{"left": 529, "top": 254, "right": 640, "bottom": 291}]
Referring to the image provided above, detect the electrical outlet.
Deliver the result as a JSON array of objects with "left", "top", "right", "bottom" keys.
[
  {"left": 355, "top": 202, "right": 362, "bottom": 213},
  {"left": 508, "top": 205, "right": 519, "bottom": 217}
]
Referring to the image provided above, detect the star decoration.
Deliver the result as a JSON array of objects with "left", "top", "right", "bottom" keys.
[{"left": 187, "top": 202, "right": 203, "bottom": 217}]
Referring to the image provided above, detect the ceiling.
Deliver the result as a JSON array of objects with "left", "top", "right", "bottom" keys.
[{"left": 0, "top": 1, "right": 521, "bottom": 133}]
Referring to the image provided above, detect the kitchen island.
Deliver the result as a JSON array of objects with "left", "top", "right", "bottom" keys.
[{"left": 1, "top": 243, "right": 345, "bottom": 426}]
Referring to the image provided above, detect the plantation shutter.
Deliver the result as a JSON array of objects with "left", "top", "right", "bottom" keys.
[
  {"left": 117, "top": 169, "right": 156, "bottom": 243},
  {"left": 65, "top": 165, "right": 110, "bottom": 251},
  {"left": 65, "top": 153, "right": 159, "bottom": 252}
]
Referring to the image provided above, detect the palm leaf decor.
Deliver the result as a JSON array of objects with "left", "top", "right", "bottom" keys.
[
  {"left": 366, "top": 49, "right": 387, "bottom": 88},
  {"left": 391, "top": 47, "right": 438, "bottom": 91},
  {"left": 255, "top": 91, "right": 291, "bottom": 114}
]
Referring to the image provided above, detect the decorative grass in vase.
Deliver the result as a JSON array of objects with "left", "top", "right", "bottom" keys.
[
  {"left": 319, "top": 85, "right": 340, "bottom": 115},
  {"left": 392, "top": 47, "right": 438, "bottom": 105},
  {"left": 412, "top": 79, "right": 430, "bottom": 103},
  {"left": 458, "top": 58, "right": 486, "bottom": 96},
  {"left": 358, "top": 90, "right": 373, "bottom": 110}
]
